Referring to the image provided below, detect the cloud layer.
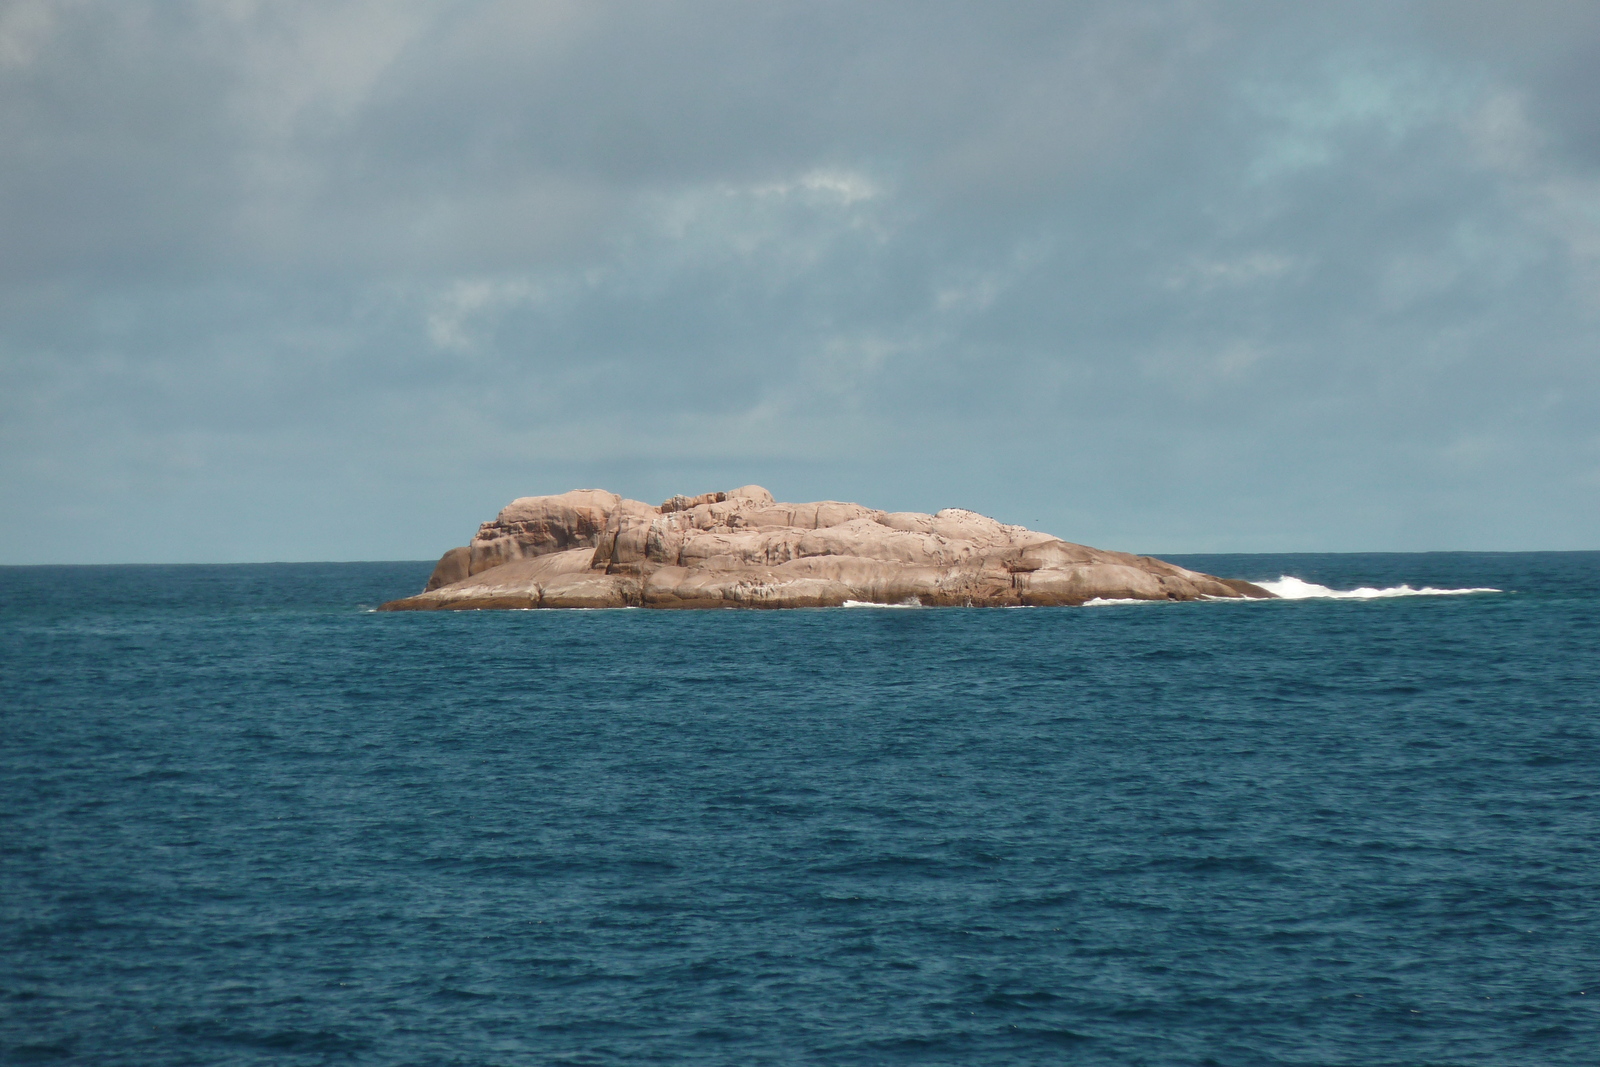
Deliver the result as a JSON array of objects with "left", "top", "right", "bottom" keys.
[{"left": 4, "top": 0, "right": 1598, "bottom": 561}]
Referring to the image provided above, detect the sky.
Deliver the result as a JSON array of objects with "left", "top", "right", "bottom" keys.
[{"left": 3, "top": 0, "right": 1599, "bottom": 563}]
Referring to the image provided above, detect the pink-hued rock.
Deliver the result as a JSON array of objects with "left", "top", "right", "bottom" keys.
[
  {"left": 380, "top": 486, "right": 1274, "bottom": 611},
  {"left": 465, "top": 489, "right": 636, "bottom": 576}
]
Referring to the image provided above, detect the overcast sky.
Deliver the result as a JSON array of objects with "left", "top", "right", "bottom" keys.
[{"left": 3, "top": 0, "right": 1598, "bottom": 562}]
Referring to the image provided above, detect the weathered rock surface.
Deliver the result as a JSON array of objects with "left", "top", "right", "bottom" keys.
[{"left": 378, "top": 486, "right": 1275, "bottom": 611}]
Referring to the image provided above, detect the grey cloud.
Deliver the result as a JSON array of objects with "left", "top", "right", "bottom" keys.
[{"left": 2, "top": 0, "right": 1598, "bottom": 561}]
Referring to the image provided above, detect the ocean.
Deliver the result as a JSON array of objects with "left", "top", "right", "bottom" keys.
[{"left": 2, "top": 553, "right": 1597, "bottom": 1065}]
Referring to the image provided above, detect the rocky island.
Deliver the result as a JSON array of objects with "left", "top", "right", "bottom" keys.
[{"left": 378, "top": 486, "right": 1273, "bottom": 610}]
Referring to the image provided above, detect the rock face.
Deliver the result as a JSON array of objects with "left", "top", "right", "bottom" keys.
[{"left": 379, "top": 486, "right": 1274, "bottom": 611}]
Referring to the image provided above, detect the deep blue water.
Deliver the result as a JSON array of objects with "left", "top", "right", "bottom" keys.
[{"left": 2, "top": 553, "right": 1598, "bottom": 1066}]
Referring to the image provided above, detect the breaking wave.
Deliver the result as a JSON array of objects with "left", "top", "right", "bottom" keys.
[{"left": 1255, "top": 576, "right": 1501, "bottom": 600}]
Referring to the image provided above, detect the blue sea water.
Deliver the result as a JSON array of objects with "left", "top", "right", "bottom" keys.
[{"left": 2, "top": 553, "right": 1597, "bottom": 1066}]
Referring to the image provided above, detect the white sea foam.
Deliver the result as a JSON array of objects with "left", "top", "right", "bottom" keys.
[
  {"left": 841, "top": 598, "right": 923, "bottom": 608},
  {"left": 1081, "top": 597, "right": 1158, "bottom": 607},
  {"left": 1255, "top": 576, "right": 1501, "bottom": 600}
]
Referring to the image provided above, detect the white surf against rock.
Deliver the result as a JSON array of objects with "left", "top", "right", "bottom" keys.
[{"left": 1255, "top": 576, "right": 1501, "bottom": 600}]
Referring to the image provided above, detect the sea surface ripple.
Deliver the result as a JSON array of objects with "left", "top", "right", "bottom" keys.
[{"left": 2, "top": 553, "right": 1598, "bottom": 1065}]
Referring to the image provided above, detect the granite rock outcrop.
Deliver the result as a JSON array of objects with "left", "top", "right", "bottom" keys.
[{"left": 379, "top": 486, "right": 1274, "bottom": 611}]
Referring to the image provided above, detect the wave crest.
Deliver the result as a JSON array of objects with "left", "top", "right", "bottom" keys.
[{"left": 1255, "top": 576, "right": 1501, "bottom": 600}]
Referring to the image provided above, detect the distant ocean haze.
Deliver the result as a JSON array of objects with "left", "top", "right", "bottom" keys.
[{"left": 1, "top": 553, "right": 1596, "bottom": 1065}]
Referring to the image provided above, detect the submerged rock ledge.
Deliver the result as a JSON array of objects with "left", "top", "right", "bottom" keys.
[{"left": 378, "top": 486, "right": 1274, "bottom": 611}]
